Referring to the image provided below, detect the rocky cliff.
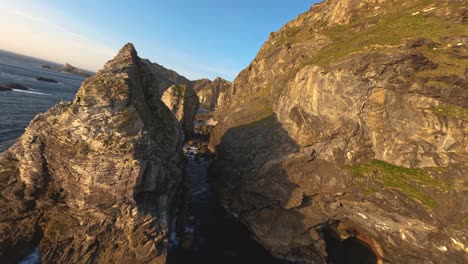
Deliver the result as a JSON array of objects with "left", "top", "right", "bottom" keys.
[
  {"left": 0, "top": 44, "right": 185, "bottom": 263},
  {"left": 142, "top": 59, "right": 192, "bottom": 95},
  {"left": 193, "top": 77, "right": 231, "bottom": 109},
  {"left": 161, "top": 84, "right": 200, "bottom": 137},
  {"left": 210, "top": 0, "right": 467, "bottom": 263}
]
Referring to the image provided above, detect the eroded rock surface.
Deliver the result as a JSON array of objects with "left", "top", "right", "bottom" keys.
[
  {"left": 0, "top": 43, "right": 185, "bottom": 263},
  {"left": 142, "top": 59, "right": 192, "bottom": 95},
  {"left": 210, "top": 0, "right": 467, "bottom": 263},
  {"left": 162, "top": 84, "right": 200, "bottom": 137},
  {"left": 193, "top": 77, "right": 231, "bottom": 109}
]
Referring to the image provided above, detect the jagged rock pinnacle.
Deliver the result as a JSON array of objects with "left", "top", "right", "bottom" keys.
[
  {"left": 0, "top": 42, "right": 184, "bottom": 263},
  {"left": 102, "top": 43, "right": 139, "bottom": 73},
  {"left": 75, "top": 42, "right": 161, "bottom": 107}
]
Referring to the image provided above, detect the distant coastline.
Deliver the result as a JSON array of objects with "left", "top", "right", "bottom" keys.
[{"left": 0, "top": 49, "right": 95, "bottom": 76}]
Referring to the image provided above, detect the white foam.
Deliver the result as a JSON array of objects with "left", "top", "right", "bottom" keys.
[{"left": 12, "top": 89, "right": 50, "bottom": 95}]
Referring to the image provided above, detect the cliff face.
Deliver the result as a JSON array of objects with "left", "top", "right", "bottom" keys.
[
  {"left": 161, "top": 84, "right": 200, "bottom": 137},
  {"left": 193, "top": 77, "right": 231, "bottom": 109},
  {"left": 210, "top": 0, "right": 467, "bottom": 263},
  {"left": 0, "top": 44, "right": 185, "bottom": 263},
  {"left": 142, "top": 59, "right": 192, "bottom": 95}
]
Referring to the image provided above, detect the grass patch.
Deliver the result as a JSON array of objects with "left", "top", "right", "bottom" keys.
[
  {"left": 417, "top": 45, "right": 468, "bottom": 78},
  {"left": 425, "top": 80, "right": 454, "bottom": 89},
  {"left": 462, "top": 215, "right": 468, "bottom": 224},
  {"left": 348, "top": 159, "right": 451, "bottom": 208},
  {"left": 315, "top": 12, "right": 467, "bottom": 65},
  {"left": 430, "top": 105, "right": 468, "bottom": 118},
  {"left": 273, "top": 0, "right": 466, "bottom": 70}
]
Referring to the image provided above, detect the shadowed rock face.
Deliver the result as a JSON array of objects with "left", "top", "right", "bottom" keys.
[
  {"left": 210, "top": 0, "right": 467, "bottom": 263},
  {"left": 162, "top": 84, "right": 200, "bottom": 137},
  {"left": 0, "top": 43, "right": 185, "bottom": 263},
  {"left": 193, "top": 77, "right": 231, "bottom": 109},
  {"left": 142, "top": 59, "right": 192, "bottom": 95}
]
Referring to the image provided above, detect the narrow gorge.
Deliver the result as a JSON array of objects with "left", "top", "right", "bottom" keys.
[{"left": 0, "top": 0, "right": 466, "bottom": 264}]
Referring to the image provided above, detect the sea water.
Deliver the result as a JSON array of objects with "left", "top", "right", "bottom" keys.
[{"left": 0, "top": 50, "right": 86, "bottom": 153}]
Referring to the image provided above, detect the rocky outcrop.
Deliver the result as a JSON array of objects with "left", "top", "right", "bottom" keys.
[
  {"left": 142, "top": 59, "right": 192, "bottom": 95},
  {"left": 60, "top": 63, "right": 90, "bottom": 77},
  {"left": 36, "top": 77, "right": 58, "bottom": 83},
  {"left": 210, "top": 0, "right": 467, "bottom": 263},
  {"left": 162, "top": 84, "right": 200, "bottom": 137},
  {"left": 0, "top": 83, "right": 29, "bottom": 91},
  {"left": 0, "top": 43, "right": 185, "bottom": 263},
  {"left": 193, "top": 77, "right": 231, "bottom": 109}
]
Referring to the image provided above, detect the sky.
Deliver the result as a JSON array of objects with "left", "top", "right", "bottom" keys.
[{"left": 0, "top": 0, "right": 317, "bottom": 81}]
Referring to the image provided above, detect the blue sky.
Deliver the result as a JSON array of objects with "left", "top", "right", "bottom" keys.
[{"left": 0, "top": 0, "right": 317, "bottom": 80}]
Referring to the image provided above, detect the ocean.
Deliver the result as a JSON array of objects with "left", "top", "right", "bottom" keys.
[{"left": 0, "top": 50, "right": 87, "bottom": 153}]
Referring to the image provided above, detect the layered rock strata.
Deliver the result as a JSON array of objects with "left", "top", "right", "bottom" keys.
[
  {"left": 162, "top": 84, "right": 200, "bottom": 137},
  {"left": 0, "top": 43, "right": 185, "bottom": 263},
  {"left": 210, "top": 0, "right": 468, "bottom": 263},
  {"left": 193, "top": 77, "right": 231, "bottom": 109}
]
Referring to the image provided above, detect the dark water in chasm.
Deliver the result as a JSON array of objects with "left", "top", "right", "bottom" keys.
[
  {"left": 0, "top": 49, "right": 86, "bottom": 153},
  {"left": 167, "top": 144, "right": 290, "bottom": 264},
  {"left": 1, "top": 50, "right": 285, "bottom": 264},
  {"left": 2, "top": 50, "right": 376, "bottom": 264}
]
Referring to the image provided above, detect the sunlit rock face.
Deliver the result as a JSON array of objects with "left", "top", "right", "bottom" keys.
[
  {"left": 161, "top": 84, "right": 200, "bottom": 137},
  {"left": 0, "top": 43, "right": 185, "bottom": 264},
  {"left": 210, "top": 0, "right": 467, "bottom": 263},
  {"left": 193, "top": 77, "right": 231, "bottom": 109}
]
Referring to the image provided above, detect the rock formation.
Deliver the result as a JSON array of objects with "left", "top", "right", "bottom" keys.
[
  {"left": 0, "top": 83, "right": 29, "bottom": 91},
  {"left": 0, "top": 43, "right": 185, "bottom": 263},
  {"left": 193, "top": 77, "right": 231, "bottom": 109},
  {"left": 60, "top": 63, "right": 90, "bottom": 77},
  {"left": 210, "top": 0, "right": 467, "bottom": 263},
  {"left": 142, "top": 59, "right": 192, "bottom": 95},
  {"left": 36, "top": 77, "right": 58, "bottom": 83},
  {"left": 161, "top": 84, "right": 200, "bottom": 137}
]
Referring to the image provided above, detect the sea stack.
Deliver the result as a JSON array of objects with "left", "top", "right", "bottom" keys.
[
  {"left": 60, "top": 63, "right": 90, "bottom": 77},
  {"left": 0, "top": 43, "right": 185, "bottom": 263}
]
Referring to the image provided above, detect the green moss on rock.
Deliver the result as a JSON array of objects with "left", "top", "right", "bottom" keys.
[
  {"left": 348, "top": 159, "right": 451, "bottom": 208},
  {"left": 430, "top": 105, "right": 468, "bottom": 118}
]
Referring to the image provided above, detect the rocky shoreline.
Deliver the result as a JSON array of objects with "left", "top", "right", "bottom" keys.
[{"left": 0, "top": 0, "right": 466, "bottom": 263}]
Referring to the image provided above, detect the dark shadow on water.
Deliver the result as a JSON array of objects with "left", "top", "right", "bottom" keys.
[
  {"left": 167, "top": 154, "right": 288, "bottom": 264},
  {"left": 205, "top": 110, "right": 377, "bottom": 264}
]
